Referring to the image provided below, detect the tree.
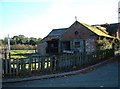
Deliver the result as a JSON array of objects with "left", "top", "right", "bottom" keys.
[
  {"left": 29, "top": 37, "right": 37, "bottom": 45},
  {"left": 3, "top": 37, "right": 8, "bottom": 45},
  {"left": 2, "top": 35, "right": 42, "bottom": 46},
  {"left": 10, "top": 38, "right": 15, "bottom": 45},
  {"left": 12, "top": 35, "right": 27, "bottom": 44},
  {"left": 37, "top": 38, "right": 42, "bottom": 43},
  {"left": 0, "top": 39, "right": 4, "bottom": 45}
]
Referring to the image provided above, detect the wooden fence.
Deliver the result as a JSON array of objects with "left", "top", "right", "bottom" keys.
[
  {"left": 2, "top": 49, "right": 114, "bottom": 78},
  {"left": 0, "top": 46, "right": 8, "bottom": 59}
]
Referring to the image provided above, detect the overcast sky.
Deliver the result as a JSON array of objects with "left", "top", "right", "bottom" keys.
[{"left": 0, "top": 0, "right": 119, "bottom": 39}]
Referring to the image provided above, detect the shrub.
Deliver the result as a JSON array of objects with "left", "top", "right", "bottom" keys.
[{"left": 97, "top": 38, "right": 112, "bottom": 50}]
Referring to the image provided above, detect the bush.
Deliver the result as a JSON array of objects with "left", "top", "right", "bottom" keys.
[{"left": 97, "top": 38, "right": 112, "bottom": 50}]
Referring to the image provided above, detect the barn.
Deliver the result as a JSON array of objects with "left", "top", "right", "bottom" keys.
[{"left": 38, "top": 21, "right": 115, "bottom": 56}]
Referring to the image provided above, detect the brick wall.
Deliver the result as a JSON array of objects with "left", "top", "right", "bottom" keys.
[{"left": 61, "top": 21, "right": 95, "bottom": 41}]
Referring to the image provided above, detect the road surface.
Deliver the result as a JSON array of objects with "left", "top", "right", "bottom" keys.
[{"left": 3, "top": 60, "right": 119, "bottom": 87}]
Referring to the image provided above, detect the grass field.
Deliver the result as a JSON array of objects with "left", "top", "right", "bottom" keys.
[
  {"left": 9, "top": 50, "right": 49, "bottom": 70},
  {"left": 10, "top": 50, "right": 36, "bottom": 59},
  {"left": 10, "top": 50, "right": 35, "bottom": 54}
]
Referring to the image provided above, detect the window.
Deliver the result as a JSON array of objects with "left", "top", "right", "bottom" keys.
[
  {"left": 75, "top": 31, "right": 79, "bottom": 35},
  {"left": 75, "top": 42, "right": 80, "bottom": 48}
]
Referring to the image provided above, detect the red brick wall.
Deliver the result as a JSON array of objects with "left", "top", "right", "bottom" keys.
[{"left": 61, "top": 22, "right": 95, "bottom": 41}]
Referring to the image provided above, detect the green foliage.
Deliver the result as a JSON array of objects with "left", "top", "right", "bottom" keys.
[
  {"left": 3, "top": 37, "right": 8, "bottom": 45},
  {"left": 10, "top": 50, "right": 35, "bottom": 54},
  {"left": 0, "top": 39, "right": 2, "bottom": 45},
  {"left": 2, "top": 35, "right": 42, "bottom": 46},
  {"left": 1, "top": 35, "right": 41, "bottom": 50},
  {"left": 97, "top": 38, "right": 112, "bottom": 50},
  {"left": 10, "top": 50, "right": 35, "bottom": 59}
]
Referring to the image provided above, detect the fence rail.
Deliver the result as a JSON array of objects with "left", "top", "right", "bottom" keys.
[{"left": 2, "top": 49, "right": 114, "bottom": 78}]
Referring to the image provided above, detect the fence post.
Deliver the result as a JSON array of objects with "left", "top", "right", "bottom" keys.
[
  {"left": 21, "top": 59, "right": 25, "bottom": 76},
  {"left": 2, "top": 59, "right": 5, "bottom": 76},
  {"left": 51, "top": 55, "right": 57, "bottom": 72},
  {"left": 41, "top": 57, "right": 45, "bottom": 73},
  {"left": 16, "top": 59, "right": 19, "bottom": 76},
  {"left": 5, "top": 59, "right": 8, "bottom": 75},
  {"left": 24, "top": 59, "right": 26, "bottom": 76},
  {"left": 37, "top": 58, "right": 41, "bottom": 73},
  {"left": 18, "top": 59, "right": 21, "bottom": 76},
  {"left": 47, "top": 58, "right": 49, "bottom": 71},
  {"left": 12, "top": 59, "right": 15, "bottom": 76},
  {"left": 28, "top": 58, "right": 32, "bottom": 76},
  {"left": 8, "top": 59, "right": 12, "bottom": 76},
  {"left": 50, "top": 57, "right": 53, "bottom": 72},
  {"left": 56, "top": 55, "right": 60, "bottom": 71},
  {"left": 34, "top": 58, "right": 36, "bottom": 73}
]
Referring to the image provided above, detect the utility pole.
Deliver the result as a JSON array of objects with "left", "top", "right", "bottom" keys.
[{"left": 8, "top": 34, "right": 10, "bottom": 59}]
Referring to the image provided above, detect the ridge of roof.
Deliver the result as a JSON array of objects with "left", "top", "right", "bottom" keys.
[{"left": 52, "top": 28, "right": 68, "bottom": 30}]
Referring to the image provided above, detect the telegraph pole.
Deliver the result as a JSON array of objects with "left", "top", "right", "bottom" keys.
[{"left": 8, "top": 34, "right": 10, "bottom": 59}]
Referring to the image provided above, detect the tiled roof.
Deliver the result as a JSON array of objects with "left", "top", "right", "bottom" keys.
[
  {"left": 48, "top": 28, "right": 68, "bottom": 36},
  {"left": 41, "top": 28, "right": 68, "bottom": 42},
  {"left": 80, "top": 22, "right": 115, "bottom": 39},
  {"left": 42, "top": 36, "right": 58, "bottom": 42}
]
